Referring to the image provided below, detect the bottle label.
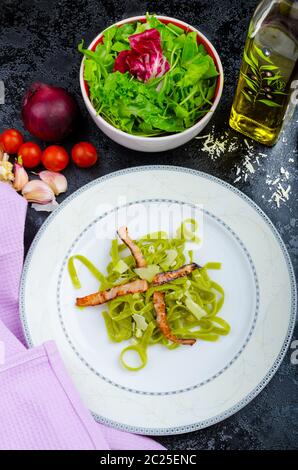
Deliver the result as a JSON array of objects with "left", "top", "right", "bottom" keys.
[{"left": 241, "top": 44, "right": 288, "bottom": 108}]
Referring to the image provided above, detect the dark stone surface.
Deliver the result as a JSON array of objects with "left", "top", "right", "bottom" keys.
[{"left": 0, "top": 0, "right": 297, "bottom": 450}]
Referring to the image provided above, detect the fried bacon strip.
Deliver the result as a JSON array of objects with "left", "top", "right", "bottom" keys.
[
  {"left": 117, "top": 226, "right": 147, "bottom": 268},
  {"left": 152, "top": 262, "right": 200, "bottom": 286},
  {"left": 76, "top": 279, "right": 148, "bottom": 307},
  {"left": 153, "top": 291, "right": 196, "bottom": 346}
]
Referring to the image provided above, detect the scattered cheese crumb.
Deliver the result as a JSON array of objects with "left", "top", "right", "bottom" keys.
[
  {"left": 233, "top": 139, "right": 267, "bottom": 183},
  {"left": 270, "top": 184, "right": 291, "bottom": 208},
  {"left": 266, "top": 166, "right": 292, "bottom": 208},
  {"left": 245, "top": 160, "right": 255, "bottom": 174},
  {"left": 201, "top": 134, "right": 226, "bottom": 158},
  {"left": 195, "top": 134, "right": 209, "bottom": 140},
  {"left": 196, "top": 126, "right": 239, "bottom": 160},
  {"left": 280, "top": 167, "right": 290, "bottom": 180},
  {"left": 244, "top": 139, "right": 254, "bottom": 151}
]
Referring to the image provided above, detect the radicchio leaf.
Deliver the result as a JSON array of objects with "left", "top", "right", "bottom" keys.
[{"left": 114, "top": 28, "right": 170, "bottom": 82}]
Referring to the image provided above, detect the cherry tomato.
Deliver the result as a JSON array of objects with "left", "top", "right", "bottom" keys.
[
  {"left": 18, "top": 142, "right": 42, "bottom": 168},
  {"left": 0, "top": 129, "right": 24, "bottom": 154},
  {"left": 41, "top": 145, "right": 69, "bottom": 172},
  {"left": 71, "top": 142, "right": 98, "bottom": 168}
]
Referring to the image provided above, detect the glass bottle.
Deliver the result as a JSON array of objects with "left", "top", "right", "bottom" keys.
[{"left": 229, "top": 0, "right": 298, "bottom": 146}]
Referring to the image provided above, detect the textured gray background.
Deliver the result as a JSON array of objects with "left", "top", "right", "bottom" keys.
[{"left": 0, "top": 0, "right": 297, "bottom": 450}]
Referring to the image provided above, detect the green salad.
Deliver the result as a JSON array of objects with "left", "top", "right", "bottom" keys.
[
  {"left": 68, "top": 220, "right": 230, "bottom": 371},
  {"left": 79, "top": 13, "right": 219, "bottom": 136}
]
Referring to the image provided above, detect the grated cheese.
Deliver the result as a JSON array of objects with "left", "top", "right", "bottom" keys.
[
  {"left": 233, "top": 140, "right": 266, "bottom": 184},
  {"left": 196, "top": 126, "right": 294, "bottom": 210},
  {"left": 270, "top": 184, "right": 291, "bottom": 208},
  {"left": 196, "top": 126, "right": 239, "bottom": 160},
  {"left": 265, "top": 165, "right": 293, "bottom": 209}
]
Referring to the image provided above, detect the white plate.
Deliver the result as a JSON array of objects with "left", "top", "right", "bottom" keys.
[{"left": 20, "top": 166, "right": 296, "bottom": 435}]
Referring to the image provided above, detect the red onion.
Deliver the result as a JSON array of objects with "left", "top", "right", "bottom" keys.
[{"left": 21, "top": 83, "right": 79, "bottom": 142}]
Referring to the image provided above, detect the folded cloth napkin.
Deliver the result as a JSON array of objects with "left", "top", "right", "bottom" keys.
[{"left": 0, "top": 182, "right": 164, "bottom": 451}]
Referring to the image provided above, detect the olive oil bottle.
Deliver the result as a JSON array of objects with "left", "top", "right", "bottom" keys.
[{"left": 230, "top": 0, "right": 298, "bottom": 145}]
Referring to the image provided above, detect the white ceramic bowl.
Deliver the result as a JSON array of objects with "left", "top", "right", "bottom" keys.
[{"left": 80, "top": 15, "right": 224, "bottom": 152}]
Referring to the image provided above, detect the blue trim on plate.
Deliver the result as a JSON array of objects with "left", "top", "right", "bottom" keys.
[
  {"left": 20, "top": 165, "right": 297, "bottom": 435},
  {"left": 57, "top": 198, "right": 259, "bottom": 396}
]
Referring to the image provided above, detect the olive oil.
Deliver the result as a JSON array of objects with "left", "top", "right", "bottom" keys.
[{"left": 230, "top": 0, "right": 298, "bottom": 145}]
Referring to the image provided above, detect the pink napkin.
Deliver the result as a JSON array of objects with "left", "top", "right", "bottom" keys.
[{"left": 0, "top": 182, "right": 164, "bottom": 451}]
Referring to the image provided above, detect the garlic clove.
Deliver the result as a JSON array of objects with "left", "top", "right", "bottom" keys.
[
  {"left": 31, "top": 200, "right": 59, "bottom": 212},
  {"left": 22, "top": 180, "right": 55, "bottom": 204},
  {"left": 13, "top": 162, "right": 29, "bottom": 191},
  {"left": 39, "top": 171, "right": 67, "bottom": 196}
]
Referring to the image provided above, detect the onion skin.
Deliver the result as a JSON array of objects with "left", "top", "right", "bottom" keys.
[{"left": 21, "top": 83, "right": 79, "bottom": 142}]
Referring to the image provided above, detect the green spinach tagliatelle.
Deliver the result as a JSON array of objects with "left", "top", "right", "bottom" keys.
[{"left": 68, "top": 220, "right": 230, "bottom": 371}]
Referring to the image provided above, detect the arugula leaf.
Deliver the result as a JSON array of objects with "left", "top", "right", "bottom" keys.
[
  {"left": 115, "top": 23, "right": 135, "bottom": 42},
  {"left": 179, "top": 61, "right": 210, "bottom": 86},
  {"left": 146, "top": 13, "right": 164, "bottom": 30},
  {"left": 203, "top": 56, "right": 219, "bottom": 78},
  {"left": 165, "top": 23, "right": 185, "bottom": 36},
  {"left": 175, "top": 104, "right": 189, "bottom": 119},
  {"left": 198, "top": 44, "right": 207, "bottom": 56},
  {"left": 206, "top": 80, "right": 217, "bottom": 100},
  {"left": 181, "top": 32, "right": 198, "bottom": 65},
  {"left": 173, "top": 34, "right": 186, "bottom": 50},
  {"left": 134, "top": 21, "right": 147, "bottom": 35},
  {"left": 84, "top": 58, "right": 99, "bottom": 81},
  {"left": 146, "top": 114, "right": 185, "bottom": 132},
  {"left": 103, "top": 25, "right": 117, "bottom": 51},
  {"left": 111, "top": 41, "right": 130, "bottom": 52}
]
